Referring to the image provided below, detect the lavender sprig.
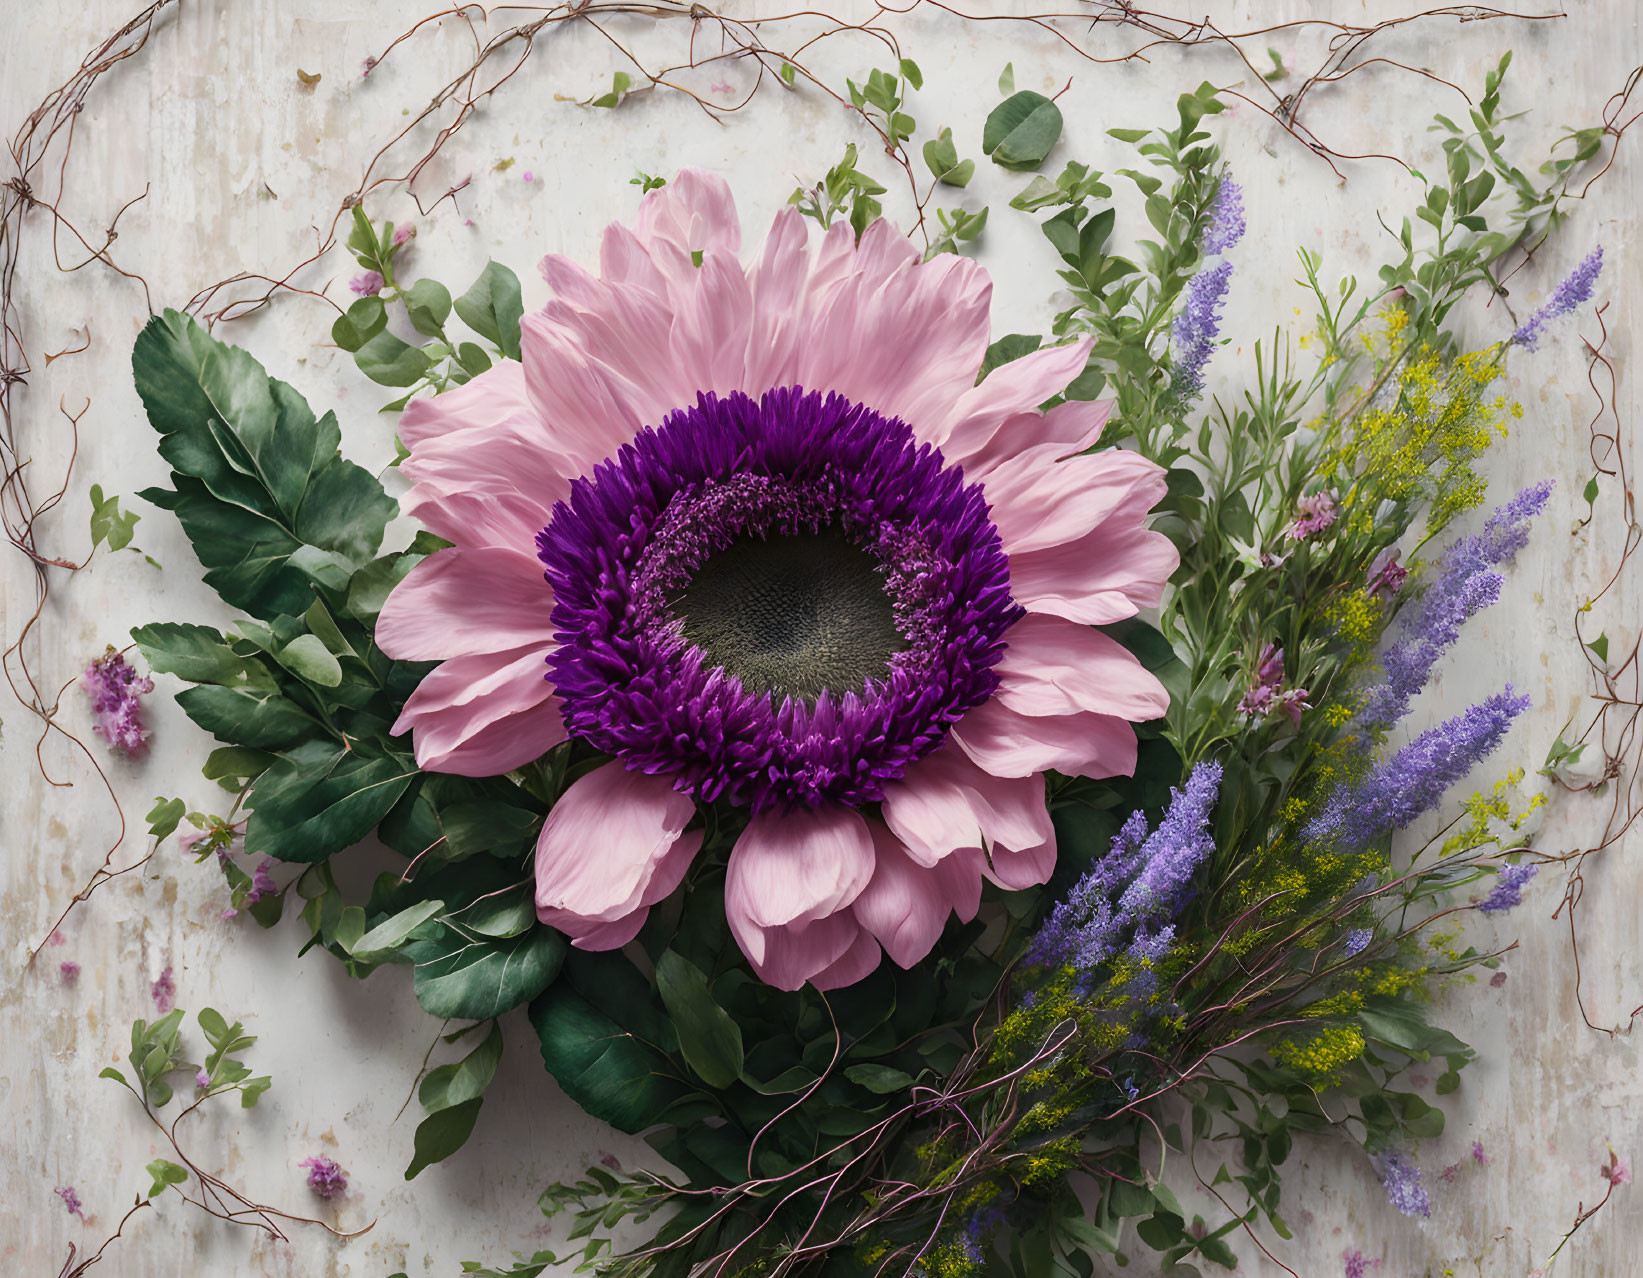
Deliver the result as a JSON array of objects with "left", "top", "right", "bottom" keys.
[
  {"left": 1200, "top": 175, "right": 1245, "bottom": 256},
  {"left": 1511, "top": 246, "right": 1603, "bottom": 350},
  {"left": 1357, "top": 482, "right": 1551, "bottom": 731},
  {"left": 1305, "top": 689, "right": 1530, "bottom": 851},
  {"left": 1374, "top": 1149, "right": 1432, "bottom": 1218},
  {"left": 1170, "top": 261, "right": 1233, "bottom": 402},
  {"left": 1478, "top": 862, "right": 1536, "bottom": 915},
  {"left": 1029, "top": 761, "right": 1222, "bottom": 975}
]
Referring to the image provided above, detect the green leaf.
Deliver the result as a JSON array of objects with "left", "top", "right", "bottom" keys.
[
  {"left": 898, "top": 58, "right": 923, "bottom": 91},
  {"left": 420, "top": 1021, "right": 504, "bottom": 1112},
  {"left": 982, "top": 91, "right": 1063, "bottom": 170},
  {"left": 331, "top": 296, "right": 387, "bottom": 352},
  {"left": 146, "top": 797, "right": 186, "bottom": 840},
  {"left": 175, "top": 683, "right": 322, "bottom": 751},
  {"left": 979, "top": 333, "right": 1042, "bottom": 380},
  {"left": 455, "top": 262, "right": 524, "bottom": 361},
  {"left": 245, "top": 740, "right": 415, "bottom": 863},
  {"left": 131, "top": 622, "right": 245, "bottom": 684},
  {"left": 1587, "top": 631, "right": 1609, "bottom": 664},
  {"left": 90, "top": 484, "right": 140, "bottom": 551},
  {"left": 412, "top": 926, "right": 566, "bottom": 1020},
  {"left": 1107, "top": 127, "right": 1150, "bottom": 143},
  {"left": 843, "top": 1063, "right": 915, "bottom": 1094},
  {"left": 528, "top": 983, "right": 692, "bottom": 1134},
  {"left": 354, "top": 329, "right": 431, "bottom": 387},
  {"left": 997, "top": 62, "right": 1014, "bottom": 95},
  {"left": 403, "top": 278, "right": 453, "bottom": 337},
  {"left": 145, "top": 1159, "right": 189, "bottom": 1198},
  {"left": 351, "top": 898, "right": 446, "bottom": 962},
  {"left": 655, "top": 950, "right": 743, "bottom": 1089},
  {"left": 277, "top": 634, "right": 342, "bottom": 687},
  {"left": 132, "top": 310, "right": 396, "bottom": 619},
  {"left": 406, "top": 1097, "right": 484, "bottom": 1179},
  {"left": 587, "top": 70, "right": 632, "bottom": 109}
]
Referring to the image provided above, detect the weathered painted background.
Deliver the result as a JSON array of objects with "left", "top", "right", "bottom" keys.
[{"left": 2, "top": 1, "right": 1639, "bottom": 1274}]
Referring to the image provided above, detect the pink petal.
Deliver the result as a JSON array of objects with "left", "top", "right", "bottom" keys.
[
  {"left": 725, "top": 805, "right": 875, "bottom": 934},
  {"left": 376, "top": 547, "right": 555, "bottom": 661},
  {"left": 880, "top": 745, "right": 1051, "bottom": 867},
  {"left": 392, "top": 645, "right": 565, "bottom": 776},
  {"left": 519, "top": 314, "right": 651, "bottom": 477},
  {"left": 985, "top": 837, "right": 1057, "bottom": 891},
  {"left": 958, "top": 398, "right": 1113, "bottom": 484},
  {"left": 850, "top": 827, "right": 978, "bottom": 969},
  {"left": 743, "top": 912, "right": 867, "bottom": 991},
  {"left": 987, "top": 446, "right": 1167, "bottom": 557},
  {"left": 808, "top": 925, "right": 883, "bottom": 991},
  {"left": 993, "top": 614, "right": 1170, "bottom": 722},
  {"left": 534, "top": 762, "right": 699, "bottom": 928},
  {"left": 1008, "top": 517, "right": 1181, "bottom": 625},
  {"left": 950, "top": 698, "right": 1138, "bottom": 781},
  {"left": 634, "top": 168, "right": 741, "bottom": 259},
  {"left": 933, "top": 339, "right": 1093, "bottom": 462}
]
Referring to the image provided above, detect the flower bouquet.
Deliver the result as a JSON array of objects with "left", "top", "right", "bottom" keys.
[{"left": 122, "top": 59, "right": 1601, "bottom": 1277}]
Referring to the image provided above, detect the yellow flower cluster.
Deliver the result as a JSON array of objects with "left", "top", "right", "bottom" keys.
[
  {"left": 1272, "top": 1025, "right": 1366, "bottom": 1081},
  {"left": 1440, "top": 768, "right": 1546, "bottom": 857},
  {"left": 1331, "top": 342, "right": 1519, "bottom": 539}
]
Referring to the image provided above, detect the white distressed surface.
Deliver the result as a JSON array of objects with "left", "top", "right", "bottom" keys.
[{"left": 1, "top": 1, "right": 1638, "bottom": 1274}]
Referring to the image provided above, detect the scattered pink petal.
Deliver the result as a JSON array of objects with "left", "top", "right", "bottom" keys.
[
  {"left": 58, "top": 961, "right": 80, "bottom": 985},
  {"left": 1490, "top": 970, "right": 1508, "bottom": 987},
  {"left": 361, "top": 55, "right": 378, "bottom": 78},
  {"left": 48, "top": 930, "right": 66, "bottom": 947},
  {"left": 1472, "top": 1141, "right": 1490, "bottom": 1166},
  {"left": 300, "top": 1154, "right": 348, "bottom": 1200},
  {"left": 55, "top": 1185, "right": 85, "bottom": 1219},
  {"left": 151, "top": 965, "right": 176, "bottom": 1013},
  {"left": 1601, "top": 1149, "right": 1632, "bottom": 1187}
]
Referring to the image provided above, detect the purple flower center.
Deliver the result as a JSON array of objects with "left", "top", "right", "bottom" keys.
[{"left": 536, "top": 386, "right": 1020, "bottom": 812}]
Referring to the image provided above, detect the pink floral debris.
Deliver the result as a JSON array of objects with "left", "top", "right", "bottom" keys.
[
  {"left": 300, "top": 1154, "right": 348, "bottom": 1199},
  {"left": 58, "top": 961, "right": 80, "bottom": 985},
  {"left": 1285, "top": 491, "right": 1338, "bottom": 541},
  {"left": 1601, "top": 1148, "right": 1632, "bottom": 1187},
  {"left": 1342, "top": 1249, "right": 1380, "bottom": 1277},
  {"left": 82, "top": 647, "right": 153, "bottom": 756},
  {"left": 1472, "top": 1140, "right": 1490, "bottom": 1165},
  {"left": 55, "top": 1185, "right": 85, "bottom": 1218},
  {"left": 151, "top": 965, "right": 176, "bottom": 1013}
]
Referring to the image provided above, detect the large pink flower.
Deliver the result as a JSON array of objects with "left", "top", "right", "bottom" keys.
[{"left": 377, "top": 171, "right": 1177, "bottom": 990}]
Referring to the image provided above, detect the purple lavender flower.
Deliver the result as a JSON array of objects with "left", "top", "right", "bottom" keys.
[
  {"left": 1285, "top": 491, "right": 1338, "bottom": 541},
  {"left": 1478, "top": 862, "right": 1537, "bottom": 916},
  {"left": 300, "top": 1154, "right": 348, "bottom": 1200},
  {"left": 82, "top": 647, "right": 153, "bottom": 756},
  {"left": 1200, "top": 175, "right": 1245, "bottom": 256},
  {"left": 1305, "top": 689, "right": 1530, "bottom": 851},
  {"left": 1373, "top": 1149, "right": 1432, "bottom": 1218},
  {"left": 55, "top": 1185, "right": 85, "bottom": 1218},
  {"left": 1344, "top": 928, "right": 1373, "bottom": 958},
  {"left": 1357, "top": 483, "right": 1551, "bottom": 731},
  {"left": 1031, "top": 762, "right": 1222, "bottom": 974},
  {"left": 1171, "top": 260, "right": 1233, "bottom": 401},
  {"left": 350, "top": 271, "right": 384, "bottom": 296},
  {"left": 1512, "top": 246, "right": 1603, "bottom": 350}
]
